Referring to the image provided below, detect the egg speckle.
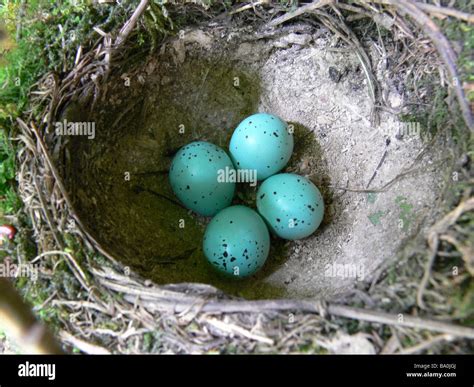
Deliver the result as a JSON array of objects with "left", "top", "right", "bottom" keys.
[
  {"left": 203, "top": 205, "right": 270, "bottom": 278},
  {"left": 229, "top": 113, "right": 293, "bottom": 181},
  {"left": 256, "top": 173, "right": 324, "bottom": 240},
  {"left": 169, "top": 141, "right": 236, "bottom": 216}
]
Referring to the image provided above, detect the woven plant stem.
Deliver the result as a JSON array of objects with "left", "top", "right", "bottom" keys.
[
  {"left": 383, "top": 0, "right": 473, "bottom": 131},
  {"left": 115, "top": 0, "right": 150, "bottom": 48}
]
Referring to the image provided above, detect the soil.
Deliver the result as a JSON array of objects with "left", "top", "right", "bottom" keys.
[{"left": 62, "top": 20, "right": 451, "bottom": 299}]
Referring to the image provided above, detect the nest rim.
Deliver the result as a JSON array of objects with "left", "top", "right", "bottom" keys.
[{"left": 12, "top": 1, "right": 474, "bottom": 353}]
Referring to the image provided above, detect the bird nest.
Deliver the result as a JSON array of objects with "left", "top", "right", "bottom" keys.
[{"left": 15, "top": 1, "right": 474, "bottom": 353}]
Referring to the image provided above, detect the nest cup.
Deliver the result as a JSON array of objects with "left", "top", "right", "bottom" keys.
[{"left": 16, "top": 1, "right": 473, "bottom": 353}]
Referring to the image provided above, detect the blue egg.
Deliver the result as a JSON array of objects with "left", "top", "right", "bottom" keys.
[
  {"left": 169, "top": 141, "right": 235, "bottom": 216},
  {"left": 203, "top": 205, "right": 270, "bottom": 278},
  {"left": 229, "top": 113, "right": 293, "bottom": 181},
  {"left": 256, "top": 173, "right": 324, "bottom": 240}
]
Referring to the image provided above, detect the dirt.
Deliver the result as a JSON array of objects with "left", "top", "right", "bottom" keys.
[{"left": 63, "top": 20, "right": 451, "bottom": 300}]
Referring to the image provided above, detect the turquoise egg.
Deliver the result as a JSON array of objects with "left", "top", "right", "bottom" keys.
[
  {"left": 169, "top": 141, "right": 235, "bottom": 216},
  {"left": 229, "top": 113, "right": 293, "bottom": 181},
  {"left": 203, "top": 205, "right": 270, "bottom": 278},
  {"left": 256, "top": 173, "right": 324, "bottom": 240}
]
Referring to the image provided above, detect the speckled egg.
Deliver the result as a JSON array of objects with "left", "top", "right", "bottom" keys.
[
  {"left": 169, "top": 141, "right": 236, "bottom": 216},
  {"left": 229, "top": 113, "right": 293, "bottom": 181},
  {"left": 256, "top": 173, "right": 324, "bottom": 240},
  {"left": 203, "top": 205, "right": 270, "bottom": 278}
]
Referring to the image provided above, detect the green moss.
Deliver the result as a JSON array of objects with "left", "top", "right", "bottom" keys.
[
  {"left": 450, "top": 279, "right": 474, "bottom": 326},
  {"left": 0, "top": 130, "right": 20, "bottom": 216},
  {"left": 21, "top": 281, "right": 63, "bottom": 326},
  {"left": 297, "top": 342, "right": 327, "bottom": 354}
]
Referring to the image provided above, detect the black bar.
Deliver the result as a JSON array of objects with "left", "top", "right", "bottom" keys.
[{"left": 0, "top": 355, "right": 471, "bottom": 386}]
